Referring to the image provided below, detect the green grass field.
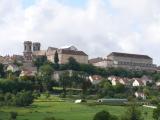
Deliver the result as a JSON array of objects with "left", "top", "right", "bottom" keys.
[{"left": 0, "top": 100, "right": 154, "bottom": 120}]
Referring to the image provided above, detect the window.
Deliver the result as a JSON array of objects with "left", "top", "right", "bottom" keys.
[{"left": 25, "top": 45, "right": 26, "bottom": 50}]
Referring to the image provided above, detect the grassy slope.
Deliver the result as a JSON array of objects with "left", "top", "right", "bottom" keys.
[{"left": 0, "top": 101, "right": 154, "bottom": 120}]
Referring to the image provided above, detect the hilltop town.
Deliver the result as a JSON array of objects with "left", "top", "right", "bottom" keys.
[
  {"left": 0, "top": 41, "right": 159, "bottom": 73},
  {"left": 0, "top": 41, "right": 160, "bottom": 120},
  {"left": 1, "top": 41, "right": 160, "bottom": 90}
]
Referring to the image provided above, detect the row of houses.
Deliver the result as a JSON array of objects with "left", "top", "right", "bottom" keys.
[
  {"left": 6, "top": 64, "right": 37, "bottom": 77},
  {"left": 6, "top": 62, "right": 160, "bottom": 90},
  {"left": 89, "top": 74, "right": 160, "bottom": 88},
  {"left": 108, "top": 75, "right": 153, "bottom": 87}
]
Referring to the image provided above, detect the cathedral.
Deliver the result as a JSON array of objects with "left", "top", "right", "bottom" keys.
[{"left": 23, "top": 41, "right": 88, "bottom": 64}]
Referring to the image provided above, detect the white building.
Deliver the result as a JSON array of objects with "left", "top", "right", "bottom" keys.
[
  {"left": 135, "top": 92, "right": 146, "bottom": 100},
  {"left": 89, "top": 75, "right": 103, "bottom": 85},
  {"left": 7, "top": 64, "right": 19, "bottom": 73},
  {"left": 132, "top": 78, "right": 146, "bottom": 87}
]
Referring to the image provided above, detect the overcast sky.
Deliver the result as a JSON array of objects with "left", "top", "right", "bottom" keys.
[{"left": 0, "top": 0, "right": 160, "bottom": 65}]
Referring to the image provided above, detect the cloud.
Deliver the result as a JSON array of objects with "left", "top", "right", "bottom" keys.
[{"left": 0, "top": 0, "right": 160, "bottom": 64}]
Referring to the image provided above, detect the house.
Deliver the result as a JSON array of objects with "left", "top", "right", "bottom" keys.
[
  {"left": 108, "top": 76, "right": 129, "bottom": 86},
  {"left": 89, "top": 57, "right": 115, "bottom": 68},
  {"left": 19, "top": 67, "right": 37, "bottom": 77},
  {"left": 108, "top": 76, "right": 121, "bottom": 86},
  {"left": 132, "top": 78, "right": 146, "bottom": 87},
  {"left": 7, "top": 64, "right": 19, "bottom": 72},
  {"left": 119, "top": 78, "right": 133, "bottom": 86},
  {"left": 52, "top": 70, "right": 74, "bottom": 81},
  {"left": 108, "top": 76, "right": 116, "bottom": 81},
  {"left": 141, "top": 75, "right": 153, "bottom": 84},
  {"left": 11, "top": 55, "right": 24, "bottom": 64},
  {"left": 135, "top": 92, "right": 146, "bottom": 100},
  {"left": 89, "top": 75, "right": 103, "bottom": 85},
  {"left": 156, "top": 81, "right": 160, "bottom": 86},
  {"left": 0, "top": 55, "right": 14, "bottom": 65}
]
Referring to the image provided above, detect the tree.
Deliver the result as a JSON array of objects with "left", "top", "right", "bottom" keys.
[
  {"left": 67, "top": 57, "right": 80, "bottom": 70},
  {"left": 121, "top": 103, "right": 143, "bottom": 120},
  {"left": 9, "top": 112, "right": 18, "bottom": 120},
  {"left": 93, "top": 110, "right": 118, "bottom": 120},
  {"left": 75, "top": 71, "right": 91, "bottom": 98},
  {"left": 98, "top": 80, "right": 114, "bottom": 98},
  {"left": 15, "top": 91, "right": 34, "bottom": 107},
  {"left": 59, "top": 71, "right": 71, "bottom": 98},
  {"left": 114, "top": 83, "right": 125, "bottom": 93},
  {"left": 0, "top": 63, "right": 5, "bottom": 78},
  {"left": 54, "top": 51, "right": 59, "bottom": 63},
  {"left": 39, "top": 64, "right": 54, "bottom": 91},
  {"left": 80, "top": 64, "right": 96, "bottom": 75},
  {"left": 33, "top": 56, "right": 48, "bottom": 69},
  {"left": 153, "top": 104, "right": 160, "bottom": 120},
  {"left": 54, "top": 51, "right": 59, "bottom": 70}
]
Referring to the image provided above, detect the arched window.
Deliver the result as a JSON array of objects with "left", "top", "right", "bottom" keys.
[{"left": 25, "top": 45, "right": 27, "bottom": 50}]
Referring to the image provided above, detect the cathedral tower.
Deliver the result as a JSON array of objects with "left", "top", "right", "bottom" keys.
[
  {"left": 33, "top": 42, "right": 41, "bottom": 51},
  {"left": 23, "top": 41, "right": 32, "bottom": 61}
]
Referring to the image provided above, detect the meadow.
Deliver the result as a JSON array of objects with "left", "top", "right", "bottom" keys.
[{"left": 0, "top": 99, "right": 154, "bottom": 120}]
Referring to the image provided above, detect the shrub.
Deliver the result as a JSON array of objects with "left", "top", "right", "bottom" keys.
[
  {"left": 43, "top": 117, "right": 56, "bottom": 120},
  {"left": 153, "top": 104, "right": 160, "bottom": 120},
  {"left": 15, "top": 91, "right": 34, "bottom": 107},
  {"left": 9, "top": 112, "right": 18, "bottom": 120},
  {"left": 93, "top": 110, "right": 118, "bottom": 120}
]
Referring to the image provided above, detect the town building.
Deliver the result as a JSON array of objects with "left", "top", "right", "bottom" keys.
[
  {"left": 135, "top": 92, "right": 146, "bottom": 100},
  {"left": 23, "top": 41, "right": 33, "bottom": 61},
  {"left": 89, "top": 75, "right": 103, "bottom": 85},
  {"left": 89, "top": 57, "right": 108, "bottom": 68},
  {"left": 132, "top": 78, "right": 146, "bottom": 87},
  {"left": 19, "top": 66, "right": 37, "bottom": 77},
  {"left": 7, "top": 64, "right": 19, "bottom": 73},
  {"left": 90, "top": 52, "right": 157, "bottom": 71},
  {"left": 23, "top": 41, "right": 88, "bottom": 64},
  {"left": 46, "top": 46, "right": 88, "bottom": 64}
]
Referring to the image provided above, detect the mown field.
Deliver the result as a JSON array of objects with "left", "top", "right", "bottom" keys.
[{"left": 0, "top": 100, "right": 154, "bottom": 120}]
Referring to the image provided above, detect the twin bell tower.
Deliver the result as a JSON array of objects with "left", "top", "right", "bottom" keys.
[{"left": 23, "top": 41, "right": 41, "bottom": 61}]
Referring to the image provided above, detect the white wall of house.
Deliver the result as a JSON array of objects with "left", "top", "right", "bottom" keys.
[
  {"left": 156, "top": 82, "right": 160, "bottom": 86},
  {"left": 135, "top": 92, "right": 146, "bottom": 100},
  {"left": 119, "top": 79, "right": 125, "bottom": 85},
  {"left": 111, "top": 80, "right": 117, "bottom": 86},
  {"left": 133, "top": 80, "right": 140, "bottom": 87},
  {"left": 89, "top": 76, "right": 101, "bottom": 85},
  {"left": 7, "top": 65, "right": 19, "bottom": 72}
]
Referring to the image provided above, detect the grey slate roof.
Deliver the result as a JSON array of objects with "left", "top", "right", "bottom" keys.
[{"left": 108, "top": 52, "right": 152, "bottom": 59}]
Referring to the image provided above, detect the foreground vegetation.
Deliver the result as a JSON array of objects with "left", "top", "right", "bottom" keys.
[
  {"left": 0, "top": 99, "right": 154, "bottom": 120},
  {"left": 0, "top": 56, "right": 160, "bottom": 119}
]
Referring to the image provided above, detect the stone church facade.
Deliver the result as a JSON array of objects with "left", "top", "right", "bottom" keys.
[{"left": 23, "top": 41, "right": 88, "bottom": 64}]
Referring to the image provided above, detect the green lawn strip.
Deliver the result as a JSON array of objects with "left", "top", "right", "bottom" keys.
[{"left": 0, "top": 101, "right": 154, "bottom": 120}]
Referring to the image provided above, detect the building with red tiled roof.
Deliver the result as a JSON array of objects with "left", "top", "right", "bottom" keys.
[
  {"left": 132, "top": 78, "right": 146, "bottom": 87},
  {"left": 89, "top": 75, "right": 103, "bottom": 85},
  {"left": 19, "top": 67, "right": 37, "bottom": 77},
  {"left": 135, "top": 92, "right": 146, "bottom": 100}
]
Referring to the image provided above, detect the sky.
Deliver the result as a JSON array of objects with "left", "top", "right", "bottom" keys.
[{"left": 0, "top": 0, "right": 160, "bottom": 65}]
